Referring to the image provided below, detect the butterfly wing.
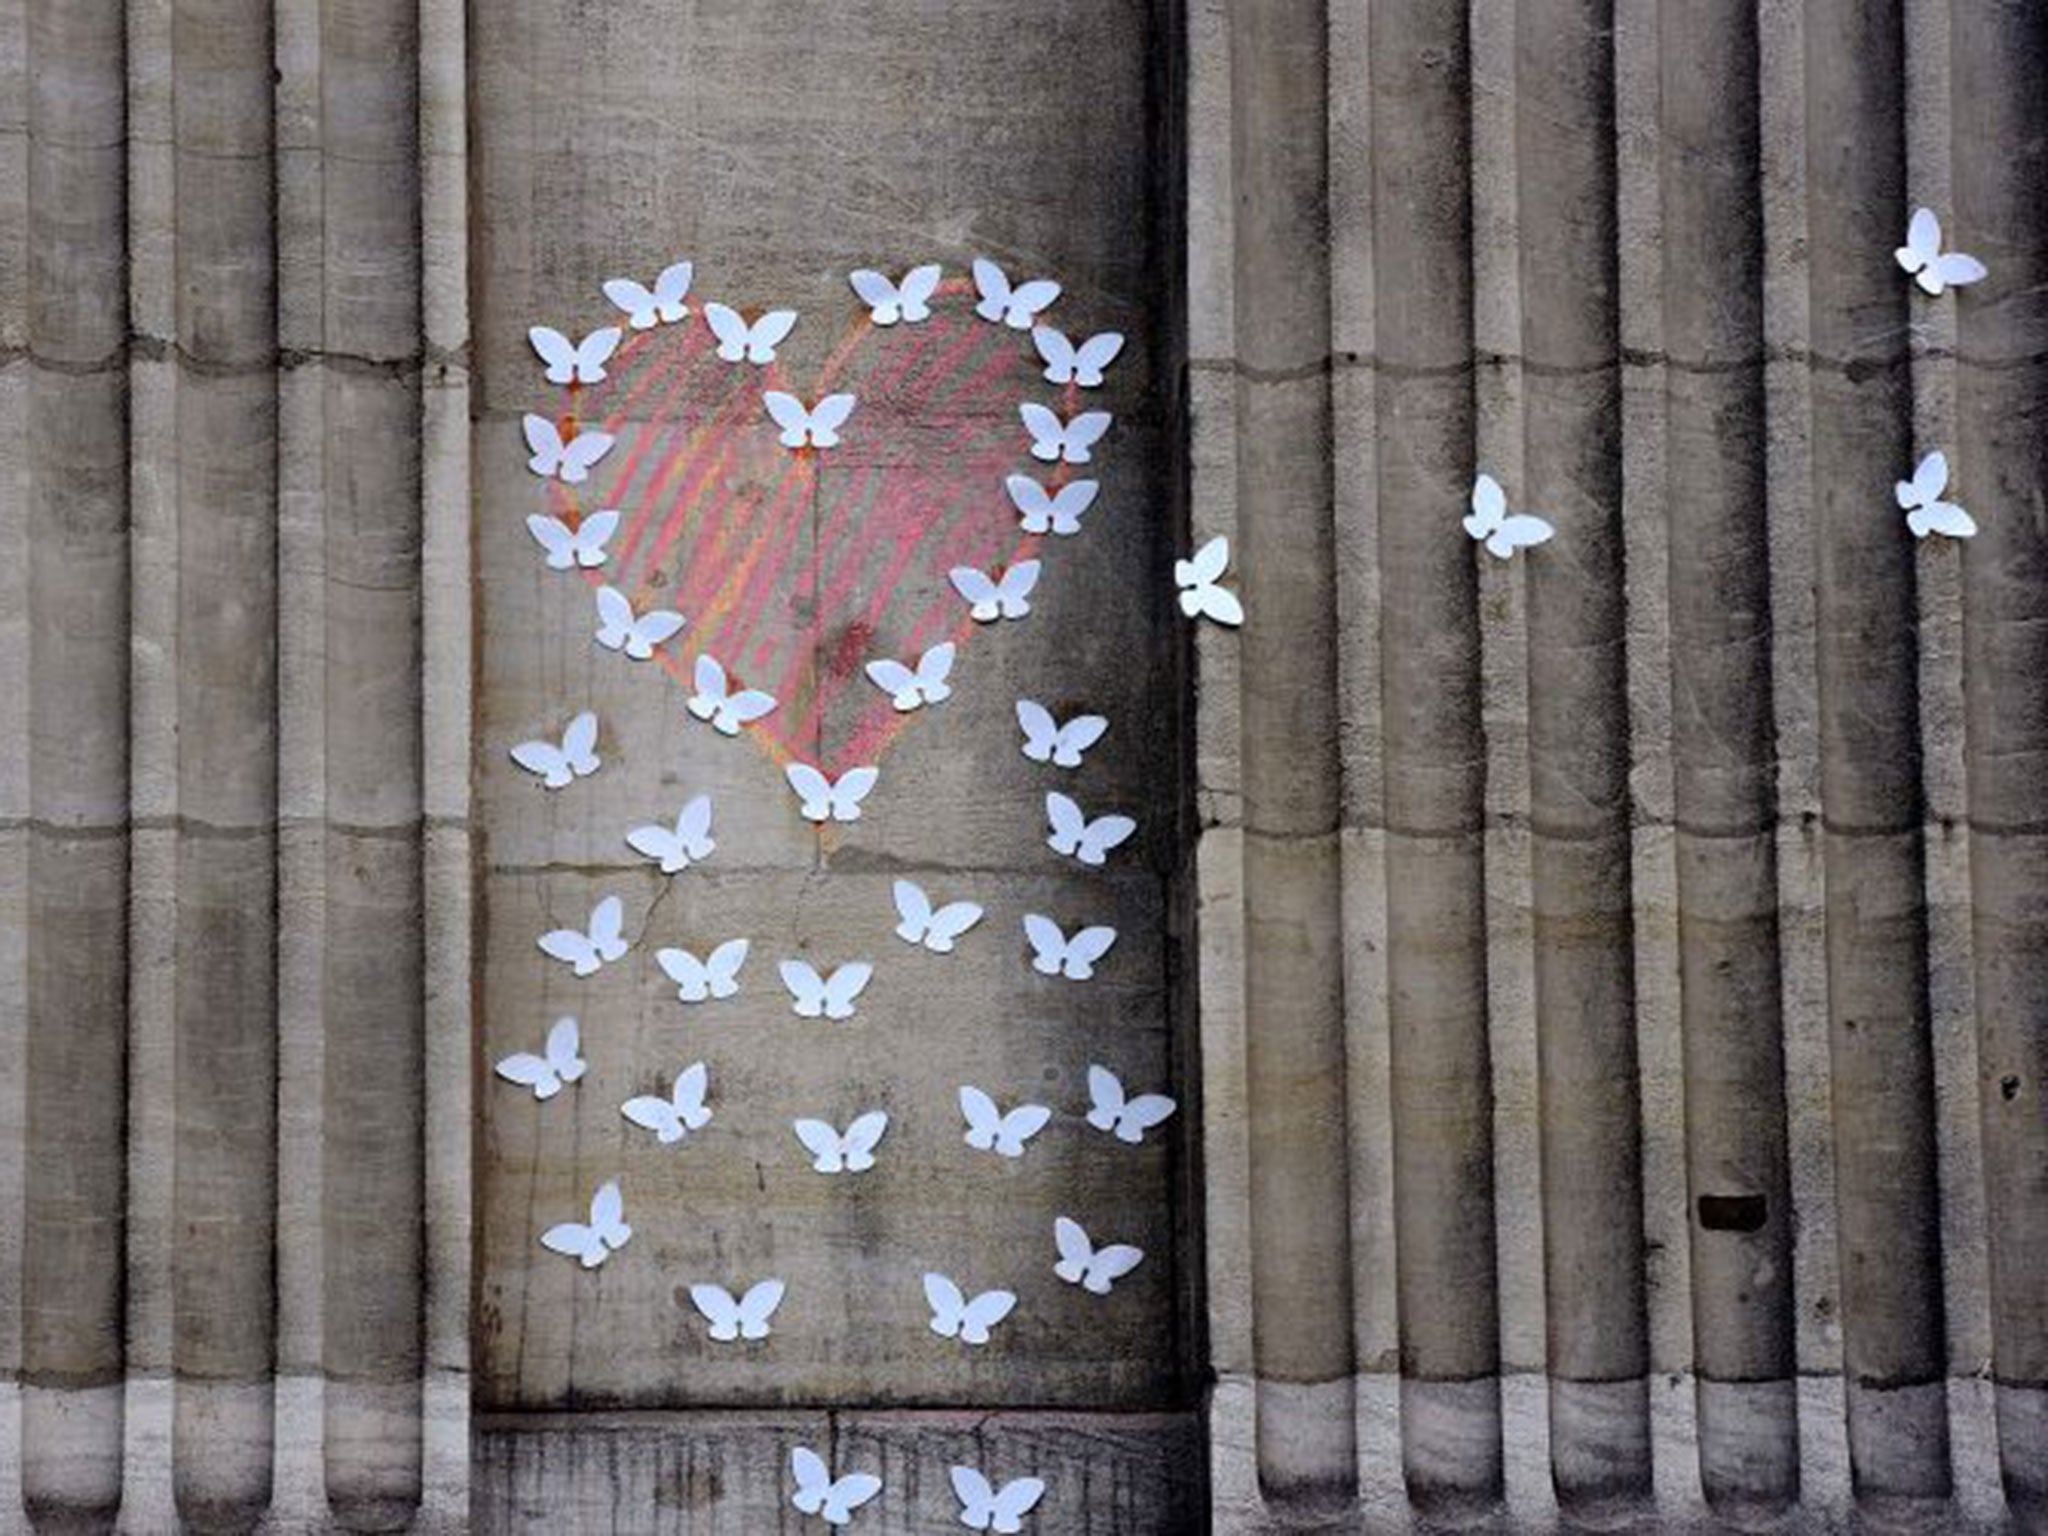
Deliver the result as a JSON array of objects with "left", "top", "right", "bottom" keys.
[
  {"left": 1033, "top": 325, "right": 1079, "bottom": 383},
  {"left": 821, "top": 1475, "right": 882, "bottom": 1524},
  {"left": 865, "top": 658, "right": 918, "bottom": 709},
  {"left": 994, "top": 1104, "right": 1051, "bottom": 1157},
  {"left": 790, "top": 1447, "right": 832, "bottom": 1514},
  {"left": 1899, "top": 207, "right": 1939, "bottom": 275},
  {"left": 675, "top": 795, "right": 715, "bottom": 860},
  {"left": 1075, "top": 813, "right": 1136, "bottom": 866},
  {"left": 1060, "top": 410, "right": 1111, "bottom": 462},
  {"left": 971, "top": 257, "right": 1012, "bottom": 323},
  {"left": 622, "top": 1095, "right": 683, "bottom": 1144},
  {"left": 1192, "top": 584, "right": 1245, "bottom": 628},
  {"left": 1003, "top": 279, "right": 1060, "bottom": 328},
  {"left": 915, "top": 642, "right": 956, "bottom": 702},
  {"left": 922, "top": 901, "right": 984, "bottom": 954},
  {"left": 1050, "top": 714, "right": 1107, "bottom": 768},
  {"left": 1486, "top": 514, "right": 1555, "bottom": 559},
  {"left": 849, "top": 268, "right": 904, "bottom": 324},
  {"left": 746, "top": 310, "right": 798, "bottom": 362},
  {"left": 525, "top": 515, "right": 578, "bottom": 570},
  {"left": 602, "top": 278, "right": 660, "bottom": 329},
  {"left": 898, "top": 263, "right": 942, "bottom": 321},
  {"left": 1086, "top": 1065, "right": 1125, "bottom": 1131},
  {"left": 1019, "top": 401, "right": 1064, "bottom": 462},
  {"left": 1045, "top": 792, "right": 1086, "bottom": 856},
  {"left": 588, "top": 896, "right": 626, "bottom": 961},
  {"left": 840, "top": 1110, "right": 888, "bottom": 1171},
  {"left": 959, "top": 1085, "right": 1002, "bottom": 1150},
  {"left": 588, "top": 1181, "right": 629, "bottom": 1248},
  {"left": 593, "top": 586, "right": 634, "bottom": 651},
  {"left": 995, "top": 560, "right": 1040, "bottom": 617},
  {"left": 821, "top": 962, "right": 873, "bottom": 1020},
  {"left": 537, "top": 926, "right": 599, "bottom": 976},
  {"left": 950, "top": 566, "right": 1002, "bottom": 622},
  {"left": 893, "top": 878, "right": 934, "bottom": 944},
  {"left": 672, "top": 1062, "right": 711, "bottom": 1130},
  {"left": 1045, "top": 479, "right": 1098, "bottom": 535},
  {"left": 718, "top": 688, "right": 776, "bottom": 733},
  {"left": 625, "top": 607, "right": 685, "bottom": 660},
  {"left": 569, "top": 510, "right": 619, "bottom": 568},
  {"left": 807, "top": 392, "right": 856, "bottom": 448},
  {"left": 1934, "top": 251, "right": 1987, "bottom": 289},
  {"left": 704, "top": 302, "right": 749, "bottom": 361},
  {"left": 1914, "top": 501, "right": 1978, "bottom": 539},
  {"left": 1071, "top": 330, "right": 1125, "bottom": 386},
  {"left": 794, "top": 1118, "right": 847, "bottom": 1173},
  {"left": 988, "top": 1477, "right": 1047, "bottom": 1532},
  {"left": 528, "top": 326, "right": 577, "bottom": 384},
  {"left": 687, "top": 653, "right": 729, "bottom": 723},
  {"left": 657, "top": 947, "right": 710, "bottom": 1002},
  {"left": 1022, "top": 913, "right": 1068, "bottom": 976},
  {"left": 1084, "top": 1244, "right": 1146, "bottom": 1295},
  {"left": 571, "top": 326, "right": 620, "bottom": 383},
  {"left": 1016, "top": 699, "right": 1058, "bottom": 761},
  {"left": 1061, "top": 925, "right": 1119, "bottom": 981},
  {"left": 509, "top": 738, "right": 571, "bottom": 789},
  {"left": 785, "top": 763, "right": 832, "bottom": 821},
  {"left": 523, "top": 413, "right": 564, "bottom": 477},
  {"left": 780, "top": 960, "right": 828, "bottom": 1017},
  {"left": 556, "top": 428, "right": 615, "bottom": 485},
  {"left": 544, "top": 1016, "right": 585, "bottom": 1083},
  {"left": 1116, "top": 1093, "right": 1179, "bottom": 1144},
  {"left": 826, "top": 766, "right": 879, "bottom": 821},
  {"left": 736, "top": 1278, "right": 784, "bottom": 1338},
  {"left": 651, "top": 261, "right": 692, "bottom": 320},
  {"left": 958, "top": 1290, "right": 1016, "bottom": 1344},
  {"left": 1053, "top": 1215, "right": 1094, "bottom": 1284},
  {"left": 924, "top": 1272, "right": 967, "bottom": 1337},
  {"left": 1465, "top": 473, "right": 1507, "bottom": 539},
  {"left": 493, "top": 1051, "right": 561, "bottom": 1099},
  {"left": 689, "top": 1283, "right": 743, "bottom": 1341},
  {"left": 539, "top": 1220, "right": 599, "bottom": 1266},
  {"left": 1005, "top": 473, "right": 1053, "bottom": 533},
  {"left": 951, "top": 1466, "right": 998, "bottom": 1529},
  {"left": 705, "top": 938, "right": 748, "bottom": 998}
]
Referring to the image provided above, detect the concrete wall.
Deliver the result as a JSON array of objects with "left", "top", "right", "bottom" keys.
[{"left": 0, "top": 1, "right": 2043, "bottom": 1533}]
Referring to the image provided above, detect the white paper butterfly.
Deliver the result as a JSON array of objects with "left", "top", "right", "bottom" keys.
[
  {"left": 1465, "top": 473, "right": 1555, "bottom": 559},
  {"left": 625, "top": 796, "right": 715, "bottom": 874},
  {"left": 1033, "top": 325, "right": 1124, "bottom": 388},
  {"left": 959, "top": 1086, "right": 1051, "bottom": 1159},
  {"left": 687, "top": 653, "right": 777, "bottom": 735},
  {"left": 537, "top": 894, "right": 629, "bottom": 977},
  {"left": 764, "top": 390, "right": 857, "bottom": 450},
  {"left": 1016, "top": 701, "right": 1106, "bottom": 768},
  {"left": 510, "top": 710, "right": 600, "bottom": 789},
  {"left": 603, "top": 260, "right": 693, "bottom": 328},
  {"left": 688, "top": 1278, "right": 784, "bottom": 1341},
  {"left": 1086, "top": 1064, "right": 1177, "bottom": 1145},
  {"left": 850, "top": 263, "right": 941, "bottom": 325},
  {"left": 950, "top": 561, "right": 1040, "bottom": 622},
  {"left": 493, "top": 1016, "right": 585, "bottom": 1101},
  {"left": 1023, "top": 914, "right": 1118, "bottom": 982},
  {"left": 972, "top": 257, "right": 1060, "bottom": 329},
  {"left": 1020, "top": 402, "right": 1111, "bottom": 465},
  {"left": 704, "top": 302, "right": 797, "bottom": 364},
  {"left": 1005, "top": 473, "right": 1098, "bottom": 536},
  {"left": 792, "top": 1111, "right": 889, "bottom": 1174},
  {"left": 790, "top": 1447, "right": 883, "bottom": 1528},
  {"left": 656, "top": 938, "right": 749, "bottom": 1003},
  {"left": 893, "top": 878, "right": 984, "bottom": 953},
  {"left": 1896, "top": 450, "right": 1977, "bottom": 540},
  {"left": 924, "top": 1272, "right": 1017, "bottom": 1345},
  {"left": 529, "top": 324, "right": 620, "bottom": 385},
  {"left": 594, "top": 585, "right": 686, "bottom": 660},
  {"left": 865, "top": 642, "right": 954, "bottom": 711},
  {"left": 1046, "top": 791, "right": 1136, "bottom": 866},
  {"left": 526, "top": 509, "right": 619, "bottom": 570},
  {"left": 1896, "top": 208, "right": 1988, "bottom": 297},
  {"left": 950, "top": 1467, "right": 1048, "bottom": 1534},
  {"left": 1053, "top": 1215, "right": 1144, "bottom": 1295},
  {"left": 785, "top": 763, "right": 879, "bottom": 823},
  {"left": 779, "top": 959, "right": 874, "bottom": 1020},
  {"left": 1174, "top": 535, "right": 1244, "bottom": 626},
  {"left": 523, "top": 413, "right": 615, "bottom": 484},
  {"left": 540, "top": 1179, "right": 630, "bottom": 1268},
  {"left": 620, "top": 1062, "right": 712, "bottom": 1145}
]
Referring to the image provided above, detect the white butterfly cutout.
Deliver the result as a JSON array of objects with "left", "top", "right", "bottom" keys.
[
  {"left": 704, "top": 302, "right": 797, "bottom": 364},
  {"left": 523, "top": 413, "right": 615, "bottom": 484},
  {"left": 866, "top": 642, "right": 955, "bottom": 711},
  {"left": 540, "top": 1179, "right": 631, "bottom": 1268},
  {"left": 1046, "top": 791, "right": 1136, "bottom": 866},
  {"left": 625, "top": 796, "right": 715, "bottom": 874},
  {"left": 972, "top": 257, "right": 1060, "bottom": 329},
  {"left": 924, "top": 1272, "right": 1017, "bottom": 1345},
  {"left": 790, "top": 1447, "right": 883, "bottom": 1527},
  {"left": 526, "top": 508, "right": 619, "bottom": 570},
  {"left": 687, "top": 652, "right": 777, "bottom": 735},
  {"left": 950, "top": 561, "right": 1040, "bottom": 622},
  {"left": 687, "top": 1278, "right": 784, "bottom": 1341},
  {"left": 1053, "top": 1215, "right": 1144, "bottom": 1296},
  {"left": 893, "top": 878, "right": 984, "bottom": 953},
  {"left": 792, "top": 1110, "right": 889, "bottom": 1174},
  {"left": 850, "top": 263, "right": 942, "bottom": 325},
  {"left": 1033, "top": 325, "right": 1124, "bottom": 388},
  {"left": 785, "top": 763, "right": 879, "bottom": 823},
  {"left": 764, "top": 390, "right": 857, "bottom": 450},
  {"left": 537, "top": 894, "right": 629, "bottom": 977},
  {"left": 779, "top": 959, "right": 874, "bottom": 1020},
  {"left": 959, "top": 1086, "right": 1051, "bottom": 1159},
  {"left": 1175, "top": 535, "right": 1244, "bottom": 626},
  {"left": 493, "top": 1016, "right": 585, "bottom": 1101},
  {"left": 1086, "top": 1064, "right": 1177, "bottom": 1145},
  {"left": 656, "top": 938, "right": 749, "bottom": 1003},
  {"left": 620, "top": 1062, "right": 712, "bottom": 1144},
  {"left": 1005, "top": 473, "right": 1098, "bottom": 537},
  {"left": 603, "top": 260, "right": 693, "bottom": 329},
  {"left": 510, "top": 710, "right": 600, "bottom": 789},
  {"left": 1896, "top": 450, "right": 1977, "bottom": 540},
  {"left": 1020, "top": 402, "right": 1111, "bottom": 465},
  {"left": 1023, "top": 914, "right": 1118, "bottom": 982},
  {"left": 594, "top": 585, "right": 686, "bottom": 660},
  {"left": 529, "top": 324, "right": 620, "bottom": 385},
  {"left": 1465, "top": 473, "right": 1555, "bottom": 559},
  {"left": 1896, "top": 208, "right": 1988, "bottom": 297},
  {"left": 950, "top": 1467, "right": 1048, "bottom": 1534},
  {"left": 1016, "top": 701, "right": 1106, "bottom": 768}
]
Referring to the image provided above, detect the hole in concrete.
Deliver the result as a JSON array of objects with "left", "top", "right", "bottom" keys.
[
  {"left": 2001, "top": 1075, "right": 2021, "bottom": 1101},
  {"left": 1698, "top": 1193, "right": 1768, "bottom": 1232}
]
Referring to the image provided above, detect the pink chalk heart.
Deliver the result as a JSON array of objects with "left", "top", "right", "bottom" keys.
[{"left": 541, "top": 277, "right": 1081, "bottom": 774}]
